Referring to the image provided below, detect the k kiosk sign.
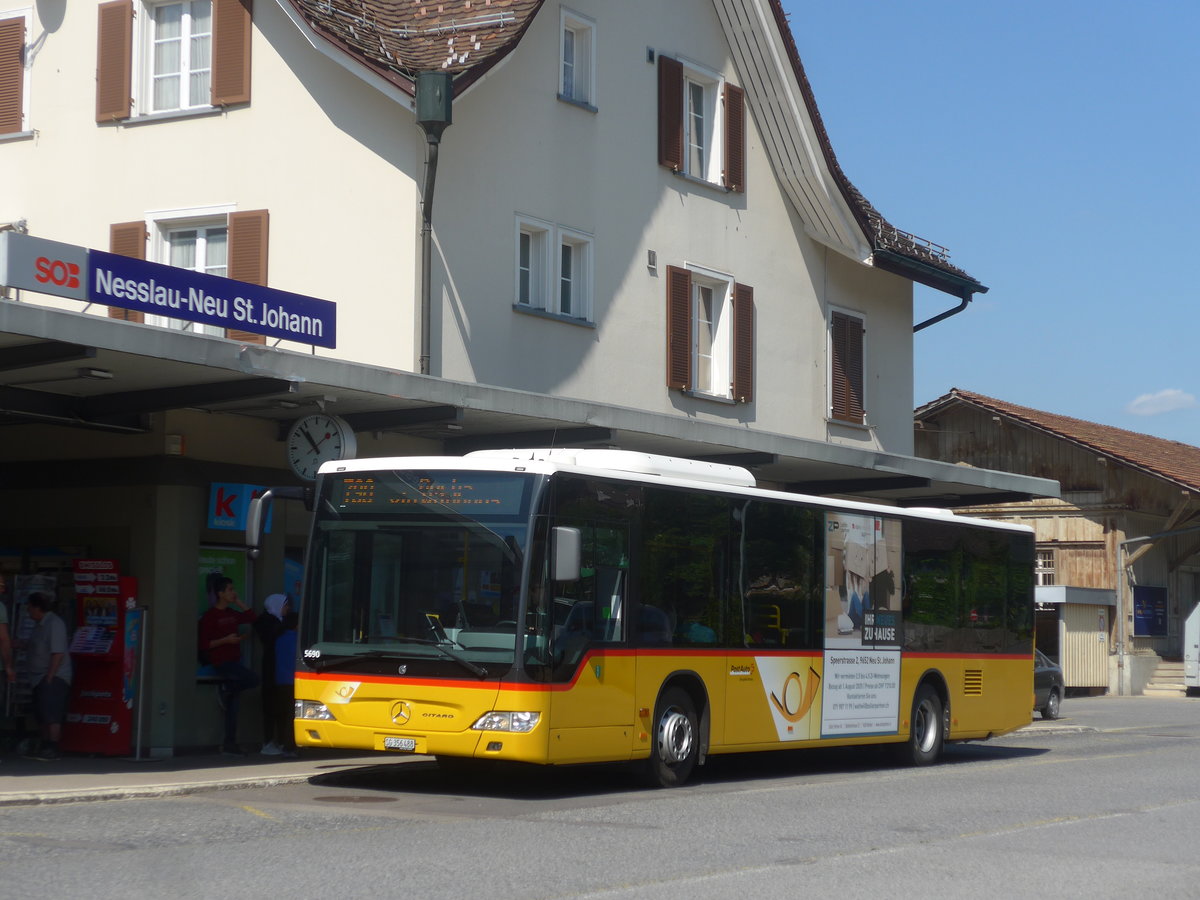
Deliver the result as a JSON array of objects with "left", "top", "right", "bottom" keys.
[{"left": 0, "top": 231, "right": 337, "bottom": 348}]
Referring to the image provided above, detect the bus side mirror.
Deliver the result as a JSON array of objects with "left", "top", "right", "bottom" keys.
[
  {"left": 551, "top": 526, "right": 582, "bottom": 582},
  {"left": 246, "top": 486, "right": 311, "bottom": 559}
]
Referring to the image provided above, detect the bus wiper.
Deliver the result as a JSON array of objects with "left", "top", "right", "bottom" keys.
[
  {"left": 308, "top": 651, "right": 406, "bottom": 673},
  {"left": 309, "top": 645, "right": 489, "bottom": 679},
  {"left": 400, "top": 638, "right": 491, "bottom": 679}
]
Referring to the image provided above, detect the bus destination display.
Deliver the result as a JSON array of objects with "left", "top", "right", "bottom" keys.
[{"left": 332, "top": 471, "right": 529, "bottom": 515}]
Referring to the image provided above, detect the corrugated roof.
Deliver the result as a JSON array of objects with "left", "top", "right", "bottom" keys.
[
  {"left": 281, "top": 0, "right": 982, "bottom": 294},
  {"left": 917, "top": 388, "right": 1200, "bottom": 493}
]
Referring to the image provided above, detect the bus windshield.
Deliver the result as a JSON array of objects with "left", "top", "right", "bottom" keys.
[{"left": 300, "top": 469, "right": 535, "bottom": 676}]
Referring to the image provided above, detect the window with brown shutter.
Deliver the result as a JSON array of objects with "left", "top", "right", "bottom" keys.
[
  {"left": 732, "top": 283, "right": 754, "bottom": 402},
  {"left": 657, "top": 55, "right": 683, "bottom": 172},
  {"left": 831, "top": 311, "right": 865, "bottom": 424},
  {"left": 723, "top": 83, "right": 745, "bottom": 193},
  {"left": 665, "top": 265, "right": 691, "bottom": 390},
  {"left": 225, "top": 209, "right": 268, "bottom": 344},
  {"left": 108, "top": 221, "right": 146, "bottom": 322},
  {"left": 0, "top": 15, "right": 24, "bottom": 135},
  {"left": 95, "top": 0, "right": 132, "bottom": 123},
  {"left": 96, "top": 0, "right": 251, "bottom": 122},
  {"left": 657, "top": 54, "right": 745, "bottom": 193},
  {"left": 212, "top": 0, "right": 252, "bottom": 107},
  {"left": 667, "top": 266, "right": 754, "bottom": 403}
]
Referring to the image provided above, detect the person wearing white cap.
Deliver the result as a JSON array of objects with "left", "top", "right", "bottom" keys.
[{"left": 254, "top": 593, "right": 289, "bottom": 755}]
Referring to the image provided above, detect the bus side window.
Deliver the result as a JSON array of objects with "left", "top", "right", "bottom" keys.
[
  {"left": 738, "top": 500, "right": 822, "bottom": 650},
  {"left": 554, "top": 523, "right": 628, "bottom": 641}
]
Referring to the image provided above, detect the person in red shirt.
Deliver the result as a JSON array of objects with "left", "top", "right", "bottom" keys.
[{"left": 198, "top": 576, "right": 259, "bottom": 756}]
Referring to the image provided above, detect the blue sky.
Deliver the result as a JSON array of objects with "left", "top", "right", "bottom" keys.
[{"left": 781, "top": 1, "right": 1200, "bottom": 444}]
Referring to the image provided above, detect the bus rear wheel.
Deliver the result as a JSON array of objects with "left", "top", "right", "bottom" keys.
[
  {"left": 645, "top": 687, "right": 699, "bottom": 788},
  {"left": 900, "top": 684, "right": 945, "bottom": 766}
]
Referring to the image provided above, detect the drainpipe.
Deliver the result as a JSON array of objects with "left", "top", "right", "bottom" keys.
[
  {"left": 415, "top": 72, "right": 454, "bottom": 376},
  {"left": 913, "top": 291, "right": 972, "bottom": 333}
]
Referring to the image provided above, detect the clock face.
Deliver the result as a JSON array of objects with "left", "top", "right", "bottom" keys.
[{"left": 286, "top": 414, "right": 357, "bottom": 480}]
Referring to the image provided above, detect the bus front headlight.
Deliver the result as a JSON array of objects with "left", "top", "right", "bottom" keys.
[
  {"left": 471, "top": 711, "right": 541, "bottom": 733},
  {"left": 295, "top": 700, "right": 335, "bottom": 720}
]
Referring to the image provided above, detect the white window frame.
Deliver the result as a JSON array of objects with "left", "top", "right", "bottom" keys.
[
  {"left": 828, "top": 304, "right": 868, "bottom": 425},
  {"left": 514, "top": 216, "right": 593, "bottom": 323},
  {"left": 137, "top": 0, "right": 214, "bottom": 115},
  {"left": 687, "top": 263, "right": 734, "bottom": 399},
  {"left": 0, "top": 8, "right": 32, "bottom": 138},
  {"left": 515, "top": 216, "right": 551, "bottom": 311},
  {"left": 146, "top": 204, "right": 233, "bottom": 335},
  {"left": 680, "top": 60, "right": 723, "bottom": 185},
  {"left": 559, "top": 8, "right": 596, "bottom": 107},
  {"left": 555, "top": 228, "right": 592, "bottom": 320}
]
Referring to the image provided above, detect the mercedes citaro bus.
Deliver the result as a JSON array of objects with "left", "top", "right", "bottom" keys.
[{"left": 247, "top": 449, "right": 1035, "bottom": 787}]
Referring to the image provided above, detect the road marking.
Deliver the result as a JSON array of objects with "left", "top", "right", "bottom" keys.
[{"left": 241, "top": 804, "right": 275, "bottom": 820}]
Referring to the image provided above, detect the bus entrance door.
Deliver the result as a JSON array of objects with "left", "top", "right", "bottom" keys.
[{"left": 546, "top": 566, "right": 636, "bottom": 763}]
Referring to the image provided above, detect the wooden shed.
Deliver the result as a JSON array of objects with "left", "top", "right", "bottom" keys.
[{"left": 915, "top": 389, "right": 1200, "bottom": 695}]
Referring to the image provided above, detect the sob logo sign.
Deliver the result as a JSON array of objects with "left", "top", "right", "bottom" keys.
[
  {"left": 36, "top": 255, "right": 81, "bottom": 290},
  {"left": 0, "top": 233, "right": 89, "bottom": 301}
]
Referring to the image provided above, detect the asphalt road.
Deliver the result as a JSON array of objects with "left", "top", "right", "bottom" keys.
[{"left": 3, "top": 696, "right": 1199, "bottom": 899}]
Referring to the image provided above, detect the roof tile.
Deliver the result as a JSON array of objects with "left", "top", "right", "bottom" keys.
[{"left": 284, "top": 0, "right": 542, "bottom": 88}]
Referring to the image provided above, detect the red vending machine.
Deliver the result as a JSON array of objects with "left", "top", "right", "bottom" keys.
[{"left": 61, "top": 560, "right": 143, "bottom": 756}]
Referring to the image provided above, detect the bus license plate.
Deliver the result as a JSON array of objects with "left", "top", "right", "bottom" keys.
[{"left": 384, "top": 737, "right": 417, "bottom": 752}]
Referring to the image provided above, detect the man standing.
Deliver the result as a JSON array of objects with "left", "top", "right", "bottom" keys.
[
  {"left": 198, "top": 576, "right": 259, "bottom": 756},
  {"left": 24, "top": 592, "right": 72, "bottom": 761}
]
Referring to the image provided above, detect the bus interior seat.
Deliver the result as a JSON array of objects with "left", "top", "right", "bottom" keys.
[
  {"left": 749, "top": 602, "right": 783, "bottom": 645},
  {"left": 637, "top": 605, "right": 673, "bottom": 645},
  {"left": 561, "top": 600, "right": 596, "bottom": 637}
]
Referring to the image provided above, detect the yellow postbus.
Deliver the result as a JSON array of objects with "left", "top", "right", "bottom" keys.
[{"left": 253, "top": 449, "right": 1034, "bottom": 787}]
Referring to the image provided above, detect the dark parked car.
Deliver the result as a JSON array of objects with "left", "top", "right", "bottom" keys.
[{"left": 1034, "top": 649, "right": 1064, "bottom": 720}]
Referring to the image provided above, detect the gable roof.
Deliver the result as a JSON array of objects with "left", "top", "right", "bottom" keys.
[
  {"left": 277, "top": 0, "right": 984, "bottom": 299},
  {"left": 917, "top": 388, "right": 1200, "bottom": 494},
  {"left": 755, "top": 1, "right": 983, "bottom": 299}
]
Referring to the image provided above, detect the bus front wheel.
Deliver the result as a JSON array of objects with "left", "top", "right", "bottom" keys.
[
  {"left": 901, "top": 684, "right": 945, "bottom": 766},
  {"left": 645, "top": 687, "right": 699, "bottom": 788}
]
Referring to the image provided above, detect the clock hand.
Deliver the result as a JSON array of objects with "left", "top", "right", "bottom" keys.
[{"left": 300, "top": 427, "right": 323, "bottom": 455}]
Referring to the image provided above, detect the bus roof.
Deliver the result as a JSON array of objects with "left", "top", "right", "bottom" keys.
[{"left": 319, "top": 449, "right": 1033, "bottom": 534}]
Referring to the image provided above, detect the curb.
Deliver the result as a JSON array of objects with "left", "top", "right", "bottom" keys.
[
  {"left": 997, "top": 723, "right": 1098, "bottom": 738},
  {"left": 0, "top": 771, "right": 320, "bottom": 808}
]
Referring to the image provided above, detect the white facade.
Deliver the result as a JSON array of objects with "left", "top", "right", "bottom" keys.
[{"left": 1, "top": 0, "right": 920, "bottom": 454}]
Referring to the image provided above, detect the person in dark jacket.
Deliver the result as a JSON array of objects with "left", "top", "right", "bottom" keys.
[
  {"left": 198, "top": 576, "right": 258, "bottom": 756},
  {"left": 273, "top": 605, "right": 299, "bottom": 757},
  {"left": 253, "top": 593, "right": 288, "bottom": 755}
]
